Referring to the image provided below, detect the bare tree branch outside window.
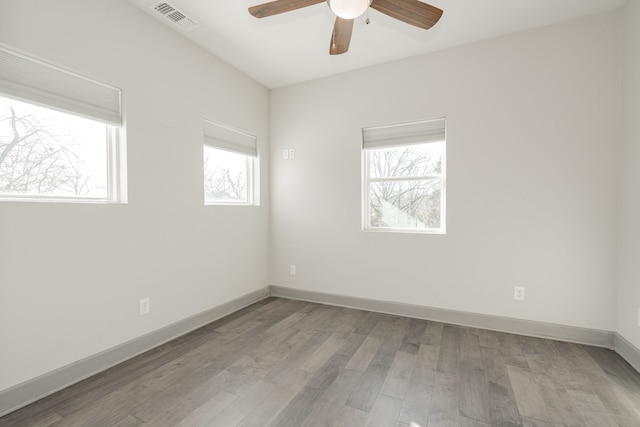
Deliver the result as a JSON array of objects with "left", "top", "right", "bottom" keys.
[
  {"left": 367, "top": 142, "right": 444, "bottom": 230},
  {"left": 0, "top": 96, "right": 108, "bottom": 198},
  {"left": 203, "top": 146, "right": 249, "bottom": 203}
]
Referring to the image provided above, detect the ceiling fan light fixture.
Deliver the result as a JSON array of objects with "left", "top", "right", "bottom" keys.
[{"left": 327, "top": 0, "right": 370, "bottom": 19}]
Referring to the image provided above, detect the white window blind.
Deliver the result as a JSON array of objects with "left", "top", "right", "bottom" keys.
[
  {"left": 0, "top": 44, "right": 121, "bottom": 126},
  {"left": 363, "top": 117, "right": 445, "bottom": 150},
  {"left": 204, "top": 120, "right": 257, "bottom": 157}
]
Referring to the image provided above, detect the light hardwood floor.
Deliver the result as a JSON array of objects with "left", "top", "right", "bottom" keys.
[{"left": 2, "top": 297, "right": 640, "bottom": 426}]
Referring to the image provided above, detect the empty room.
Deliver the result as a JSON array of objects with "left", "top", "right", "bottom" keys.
[{"left": 1, "top": 0, "right": 640, "bottom": 425}]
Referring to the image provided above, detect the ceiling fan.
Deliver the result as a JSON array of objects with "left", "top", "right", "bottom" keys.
[{"left": 248, "top": 0, "right": 443, "bottom": 55}]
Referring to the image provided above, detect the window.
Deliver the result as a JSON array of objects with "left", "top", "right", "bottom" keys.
[
  {"left": 203, "top": 120, "right": 257, "bottom": 205},
  {"left": 362, "top": 118, "right": 446, "bottom": 233},
  {"left": 0, "top": 45, "right": 124, "bottom": 202}
]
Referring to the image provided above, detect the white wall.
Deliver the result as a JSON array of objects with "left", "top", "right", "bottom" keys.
[
  {"left": 618, "top": 0, "right": 640, "bottom": 350},
  {"left": 0, "top": 0, "right": 270, "bottom": 391},
  {"left": 0, "top": 0, "right": 631, "bottom": 398},
  {"left": 270, "top": 11, "right": 621, "bottom": 331}
]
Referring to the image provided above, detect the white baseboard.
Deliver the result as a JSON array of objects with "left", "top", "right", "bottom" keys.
[
  {"left": 615, "top": 333, "right": 640, "bottom": 373},
  {"left": 269, "top": 285, "right": 615, "bottom": 349},
  {"left": 0, "top": 287, "right": 270, "bottom": 417}
]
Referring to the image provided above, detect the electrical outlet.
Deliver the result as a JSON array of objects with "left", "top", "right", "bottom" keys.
[
  {"left": 139, "top": 297, "right": 150, "bottom": 315},
  {"left": 282, "top": 148, "right": 289, "bottom": 160},
  {"left": 288, "top": 148, "right": 295, "bottom": 159},
  {"left": 514, "top": 287, "right": 525, "bottom": 301},
  {"left": 289, "top": 265, "right": 296, "bottom": 275},
  {"left": 637, "top": 308, "right": 640, "bottom": 327}
]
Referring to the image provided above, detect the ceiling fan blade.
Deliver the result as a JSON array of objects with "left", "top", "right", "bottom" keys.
[
  {"left": 370, "top": 0, "right": 443, "bottom": 29},
  {"left": 330, "top": 17, "right": 354, "bottom": 55},
  {"left": 249, "top": 0, "right": 325, "bottom": 18}
]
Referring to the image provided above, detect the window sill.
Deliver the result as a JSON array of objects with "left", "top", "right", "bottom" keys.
[{"left": 362, "top": 227, "right": 446, "bottom": 235}]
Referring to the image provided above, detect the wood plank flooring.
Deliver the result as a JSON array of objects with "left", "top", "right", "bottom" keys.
[{"left": 2, "top": 297, "right": 640, "bottom": 426}]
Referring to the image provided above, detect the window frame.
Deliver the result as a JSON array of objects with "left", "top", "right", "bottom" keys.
[
  {"left": 362, "top": 118, "right": 446, "bottom": 234},
  {"left": 203, "top": 145, "right": 256, "bottom": 206},
  {"left": 203, "top": 119, "right": 258, "bottom": 206},
  {"left": 0, "top": 98, "right": 125, "bottom": 204},
  {"left": 0, "top": 44, "right": 125, "bottom": 204}
]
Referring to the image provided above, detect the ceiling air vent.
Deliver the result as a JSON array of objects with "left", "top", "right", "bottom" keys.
[{"left": 150, "top": 2, "right": 199, "bottom": 31}]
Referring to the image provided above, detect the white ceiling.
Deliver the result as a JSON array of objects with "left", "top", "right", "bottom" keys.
[{"left": 126, "top": 0, "right": 625, "bottom": 89}]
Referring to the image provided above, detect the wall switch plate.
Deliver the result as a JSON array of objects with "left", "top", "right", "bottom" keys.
[
  {"left": 282, "top": 148, "right": 289, "bottom": 160},
  {"left": 637, "top": 308, "right": 640, "bottom": 327},
  {"left": 514, "top": 287, "right": 525, "bottom": 301},
  {"left": 289, "top": 265, "right": 296, "bottom": 275},
  {"left": 140, "top": 297, "right": 150, "bottom": 315},
  {"left": 288, "top": 148, "right": 295, "bottom": 159}
]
